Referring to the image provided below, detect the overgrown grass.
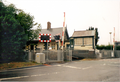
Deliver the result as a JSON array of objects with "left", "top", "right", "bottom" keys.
[
  {"left": 0, "top": 62, "right": 42, "bottom": 70},
  {"left": 82, "top": 58, "right": 99, "bottom": 61}
]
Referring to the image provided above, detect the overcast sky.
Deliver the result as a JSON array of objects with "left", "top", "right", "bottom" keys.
[{"left": 3, "top": 0, "right": 120, "bottom": 45}]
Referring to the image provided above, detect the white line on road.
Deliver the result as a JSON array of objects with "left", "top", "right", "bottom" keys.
[
  {"left": 21, "top": 76, "right": 29, "bottom": 78},
  {"left": 0, "top": 71, "right": 60, "bottom": 81},
  {"left": 82, "top": 66, "right": 92, "bottom": 70},
  {"left": 0, "top": 66, "right": 47, "bottom": 72},
  {"left": 31, "top": 74, "right": 39, "bottom": 77},
  {"left": 0, "top": 76, "right": 22, "bottom": 81},
  {"left": 54, "top": 64, "right": 92, "bottom": 70},
  {"left": 103, "top": 63, "right": 106, "bottom": 66},
  {"left": 54, "top": 65, "right": 62, "bottom": 66},
  {"left": 108, "top": 64, "right": 120, "bottom": 67}
]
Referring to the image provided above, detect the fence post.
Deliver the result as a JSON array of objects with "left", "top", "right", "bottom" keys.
[
  {"left": 28, "top": 51, "right": 31, "bottom": 62},
  {"left": 69, "top": 50, "right": 72, "bottom": 61},
  {"left": 57, "top": 50, "right": 61, "bottom": 61},
  {"left": 62, "top": 50, "right": 64, "bottom": 61}
]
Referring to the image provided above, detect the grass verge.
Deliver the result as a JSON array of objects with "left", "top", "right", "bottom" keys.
[
  {"left": 81, "top": 58, "right": 100, "bottom": 61},
  {"left": 0, "top": 62, "right": 42, "bottom": 70}
]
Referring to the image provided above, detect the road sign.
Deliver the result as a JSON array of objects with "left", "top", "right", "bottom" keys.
[{"left": 39, "top": 34, "right": 51, "bottom": 42}]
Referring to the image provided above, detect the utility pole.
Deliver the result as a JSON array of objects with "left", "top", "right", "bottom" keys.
[
  {"left": 109, "top": 32, "right": 112, "bottom": 50},
  {"left": 109, "top": 32, "right": 114, "bottom": 57},
  {"left": 113, "top": 28, "right": 115, "bottom": 50}
]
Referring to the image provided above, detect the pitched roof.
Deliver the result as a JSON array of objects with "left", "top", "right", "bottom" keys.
[
  {"left": 34, "top": 27, "right": 69, "bottom": 40},
  {"left": 71, "top": 30, "right": 95, "bottom": 37}
]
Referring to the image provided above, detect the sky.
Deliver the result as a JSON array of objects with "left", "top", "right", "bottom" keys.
[{"left": 2, "top": 0, "right": 120, "bottom": 45}]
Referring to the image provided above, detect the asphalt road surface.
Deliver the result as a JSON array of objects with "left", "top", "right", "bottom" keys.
[{"left": 0, "top": 58, "right": 120, "bottom": 81}]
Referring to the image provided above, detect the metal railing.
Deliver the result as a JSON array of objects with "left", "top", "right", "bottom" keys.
[
  {"left": 96, "top": 50, "right": 120, "bottom": 58},
  {"left": 24, "top": 49, "right": 72, "bottom": 63}
]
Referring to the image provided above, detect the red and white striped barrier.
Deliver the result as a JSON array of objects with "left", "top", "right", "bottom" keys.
[{"left": 62, "top": 12, "right": 65, "bottom": 50}]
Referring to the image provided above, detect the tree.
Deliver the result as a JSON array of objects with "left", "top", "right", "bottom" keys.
[
  {"left": 0, "top": 2, "right": 27, "bottom": 62},
  {"left": 15, "top": 9, "right": 41, "bottom": 41},
  {"left": 96, "top": 45, "right": 113, "bottom": 50},
  {"left": 0, "top": 2, "right": 41, "bottom": 63},
  {"left": 87, "top": 26, "right": 99, "bottom": 45}
]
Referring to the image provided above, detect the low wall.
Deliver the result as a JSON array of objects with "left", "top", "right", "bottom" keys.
[
  {"left": 96, "top": 50, "right": 120, "bottom": 58},
  {"left": 72, "top": 50, "right": 96, "bottom": 58},
  {"left": 64, "top": 50, "right": 72, "bottom": 61},
  {"left": 114, "top": 50, "right": 120, "bottom": 58}
]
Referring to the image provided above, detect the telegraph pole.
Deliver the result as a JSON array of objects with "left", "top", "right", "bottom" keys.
[{"left": 109, "top": 32, "right": 112, "bottom": 50}]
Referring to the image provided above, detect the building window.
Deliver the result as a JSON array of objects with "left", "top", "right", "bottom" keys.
[
  {"left": 74, "top": 37, "right": 92, "bottom": 46},
  {"left": 71, "top": 39, "right": 74, "bottom": 45},
  {"left": 84, "top": 38, "right": 92, "bottom": 45},
  {"left": 74, "top": 38, "right": 83, "bottom": 45},
  {"left": 51, "top": 43, "right": 55, "bottom": 49}
]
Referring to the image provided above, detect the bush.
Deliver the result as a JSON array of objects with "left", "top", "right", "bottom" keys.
[{"left": 96, "top": 45, "right": 115, "bottom": 50}]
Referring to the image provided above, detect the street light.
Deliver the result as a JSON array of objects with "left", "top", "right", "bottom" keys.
[{"left": 109, "top": 32, "right": 112, "bottom": 50}]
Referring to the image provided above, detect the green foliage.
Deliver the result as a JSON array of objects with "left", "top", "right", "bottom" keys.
[
  {"left": 0, "top": 2, "right": 27, "bottom": 62},
  {"left": 0, "top": 2, "right": 41, "bottom": 63},
  {"left": 15, "top": 10, "right": 41, "bottom": 41},
  {"left": 116, "top": 46, "right": 120, "bottom": 50},
  {"left": 96, "top": 45, "right": 120, "bottom": 50}
]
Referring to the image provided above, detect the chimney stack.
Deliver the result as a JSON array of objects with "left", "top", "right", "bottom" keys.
[{"left": 47, "top": 22, "right": 51, "bottom": 30}]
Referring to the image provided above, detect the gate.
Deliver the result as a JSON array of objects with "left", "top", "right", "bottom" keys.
[
  {"left": 24, "top": 49, "right": 72, "bottom": 63},
  {"left": 42, "top": 50, "right": 63, "bottom": 63},
  {"left": 42, "top": 50, "right": 72, "bottom": 63}
]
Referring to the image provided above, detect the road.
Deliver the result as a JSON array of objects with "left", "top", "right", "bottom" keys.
[{"left": 0, "top": 58, "right": 120, "bottom": 81}]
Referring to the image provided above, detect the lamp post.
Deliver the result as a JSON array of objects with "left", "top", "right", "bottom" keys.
[{"left": 109, "top": 32, "right": 112, "bottom": 50}]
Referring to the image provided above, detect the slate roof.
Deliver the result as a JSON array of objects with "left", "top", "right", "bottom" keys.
[
  {"left": 71, "top": 30, "right": 95, "bottom": 37},
  {"left": 34, "top": 27, "right": 69, "bottom": 40}
]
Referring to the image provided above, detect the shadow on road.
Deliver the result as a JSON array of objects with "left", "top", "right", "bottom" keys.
[{"left": 72, "top": 57, "right": 85, "bottom": 61}]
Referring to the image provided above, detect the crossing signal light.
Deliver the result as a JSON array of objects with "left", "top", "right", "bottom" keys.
[
  {"left": 54, "top": 35, "right": 60, "bottom": 40},
  {"left": 43, "top": 43, "right": 47, "bottom": 50}
]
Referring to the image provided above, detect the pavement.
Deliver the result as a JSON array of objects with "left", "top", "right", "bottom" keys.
[{"left": 0, "top": 58, "right": 120, "bottom": 81}]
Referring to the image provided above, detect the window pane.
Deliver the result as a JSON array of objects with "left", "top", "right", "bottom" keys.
[
  {"left": 74, "top": 38, "right": 83, "bottom": 45},
  {"left": 84, "top": 38, "right": 92, "bottom": 45}
]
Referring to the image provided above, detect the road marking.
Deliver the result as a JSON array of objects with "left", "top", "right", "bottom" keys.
[
  {"left": 103, "top": 63, "right": 106, "bottom": 66},
  {"left": 64, "top": 65, "right": 81, "bottom": 69},
  {"left": 54, "top": 65, "right": 62, "bottom": 66},
  {"left": 82, "top": 66, "right": 92, "bottom": 70},
  {"left": 108, "top": 64, "right": 120, "bottom": 67},
  {"left": 0, "top": 71, "right": 60, "bottom": 81},
  {"left": 0, "top": 76, "right": 22, "bottom": 81},
  {"left": 54, "top": 65, "right": 92, "bottom": 70},
  {"left": 21, "top": 76, "right": 29, "bottom": 78},
  {"left": 31, "top": 74, "right": 39, "bottom": 77},
  {"left": 0, "top": 66, "right": 47, "bottom": 72},
  {"left": 52, "top": 72, "right": 59, "bottom": 74}
]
